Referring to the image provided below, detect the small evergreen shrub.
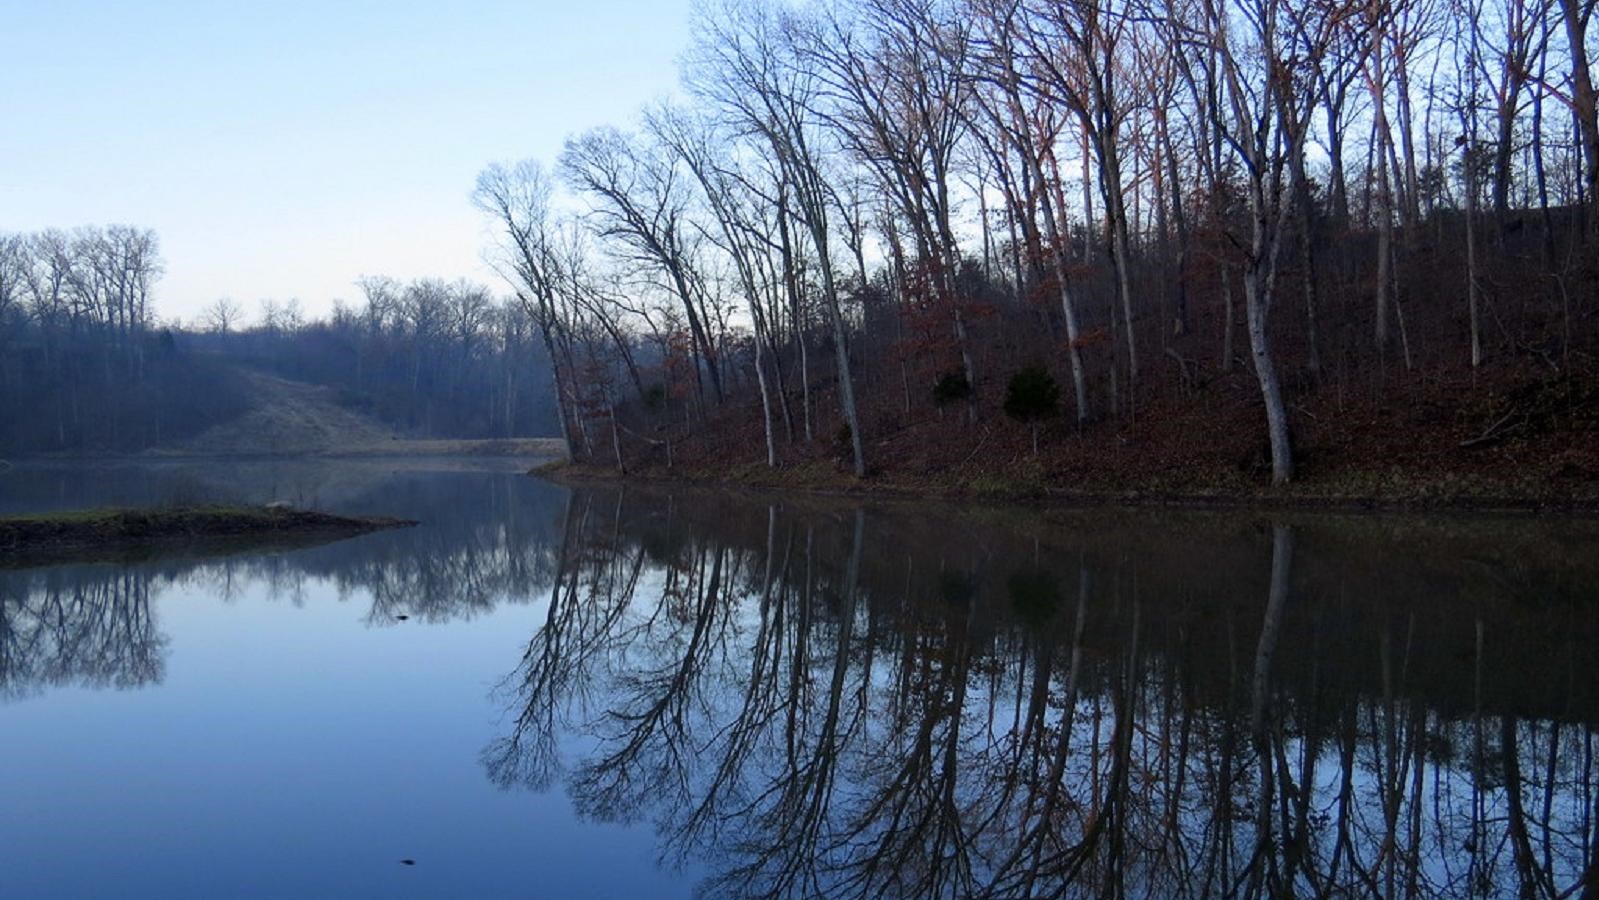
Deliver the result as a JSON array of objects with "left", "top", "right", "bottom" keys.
[
  {"left": 1004, "top": 366, "right": 1060, "bottom": 423},
  {"left": 932, "top": 370, "right": 972, "bottom": 406}
]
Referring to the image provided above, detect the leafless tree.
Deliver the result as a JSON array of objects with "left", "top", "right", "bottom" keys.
[
  {"left": 687, "top": 0, "right": 869, "bottom": 475},
  {"left": 201, "top": 297, "right": 243, "bottom": 336},
  {"left": 560, "top": 126, "right": 727, "bottom": 406},
  {"left": 474, "top": 160, "right": 584, "bottom": 454}
]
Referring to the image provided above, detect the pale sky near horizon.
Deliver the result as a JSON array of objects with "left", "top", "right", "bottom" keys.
[{"left": 2, "top": 0, "right": 694, "bottom": 324}]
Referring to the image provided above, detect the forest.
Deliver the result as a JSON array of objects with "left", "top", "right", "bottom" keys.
[
  {"left": 479, "top": 0, "right": 1599, "bottom": 492},
  {"left": 0, "top": 227, "right": 559, "bottom": 455}
]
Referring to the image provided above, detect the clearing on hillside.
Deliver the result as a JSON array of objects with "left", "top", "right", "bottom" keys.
[{"left": 167, "top": 370, "right": 564, "bottom": 458}]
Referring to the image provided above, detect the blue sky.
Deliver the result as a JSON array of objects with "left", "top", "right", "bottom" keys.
[{"left": 2, "top": 0, "right": 693, "bottom": 322}]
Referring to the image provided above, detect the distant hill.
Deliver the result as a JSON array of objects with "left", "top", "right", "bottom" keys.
[
  {"left": 1, "top": 261, "right": 561, "bottom": 457},
  {"left": 0, "top": 320, "right": 561, "bottom": 457},
  {"left": 177, "top": 369, "right": 395, "bottom": 454},
  {"left": 164, "top": 368, "right": 563, "bottom": 458}
]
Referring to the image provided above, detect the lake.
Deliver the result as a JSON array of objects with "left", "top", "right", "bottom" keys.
[{"left": 3, "top": 460, "right": 1597, "bottom": 898}]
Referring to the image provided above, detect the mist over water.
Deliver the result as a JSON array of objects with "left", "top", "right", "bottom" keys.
[{"left": 3, "top": 462, "right": 1597, "bottom": 898}]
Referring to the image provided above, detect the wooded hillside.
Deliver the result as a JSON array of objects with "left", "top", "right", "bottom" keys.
[
  {"left": 0, "top": 231, "right": 560, "bottom": 455},
  {"left": 479, "top": 0, "right": 1599, "bottom": 494}
]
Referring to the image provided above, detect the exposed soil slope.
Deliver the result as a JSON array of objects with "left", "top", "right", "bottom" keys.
[
  {"left": 178, "top": 370, "right": 394, "bottom": 454},
  {"left": 160, "top": 369, "right": 565, "bottom": 458}
]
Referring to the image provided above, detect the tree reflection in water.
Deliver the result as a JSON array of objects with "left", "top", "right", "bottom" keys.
[
  {"left": 492, "top": 488, "right": 1599, "bottom": 899},
  {"left": 0, "top": 567, "right": 166, "bottom": 699},
  {"left": 5, "top": 477, "right": 1597, "bottom": 897},
  {"left": 0, "top": 471, "right": 567, "bottom": 698}
]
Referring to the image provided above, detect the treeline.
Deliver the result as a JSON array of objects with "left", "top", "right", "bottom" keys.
[
  {"left": 191, "top": 277, "right": 560, "bottom": 440},
  {"left": 0, "top": 227, "right": 559, "bottom": 454},
  {"left": 478, "top": 0, "right": 1599, "bottom": 483},
  {"left": 0, "top": 226, "right": 215, "bottom": 453}
]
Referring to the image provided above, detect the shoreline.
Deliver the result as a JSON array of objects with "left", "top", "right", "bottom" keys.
[
  {"left": 535, "top": 460, "right": 1599, "bottom": 517},
  {"left": 0, "top": 505, "right": 417, "bottom": 567},
  {"left": 1, "top": 437, "right": 567, "bottom": 464}
]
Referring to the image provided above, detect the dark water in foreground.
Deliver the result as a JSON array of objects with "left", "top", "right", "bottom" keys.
[{"left": 3, "top": 461, "right": 1598, "bottom": 898}]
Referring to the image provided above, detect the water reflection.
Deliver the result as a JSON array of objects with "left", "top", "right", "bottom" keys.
[
  {"left": 0, "top": 468, "right": 567, "bottom": 697},
  {"left": 494, "top": 488, "right": 1599, "bottom": 898},
  {"left": 5, "top": 472, "right": 1598, "bottom": 897},
  {"left": 0, "top": 567, "right": 165, "bottom": 699}
]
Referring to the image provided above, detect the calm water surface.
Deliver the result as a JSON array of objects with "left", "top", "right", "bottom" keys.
[{"left": 3, "top": 460, "right": 1597, "bottom": 898}]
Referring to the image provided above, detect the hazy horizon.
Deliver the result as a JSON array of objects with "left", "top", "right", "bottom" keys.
[{"left": 2, "top": 0, "right": 692, "bottom": 324}]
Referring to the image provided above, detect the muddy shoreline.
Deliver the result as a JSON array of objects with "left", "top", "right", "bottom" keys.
[
  {"left": 0, "top": 505, "right": 417, "bottom": 568},
  {"left": 537, "top": 460, "right": 1599, "bottom": 517}
]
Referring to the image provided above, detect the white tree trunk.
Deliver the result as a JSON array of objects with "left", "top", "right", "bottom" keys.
[{"left": 1244, "top": 264, "right": 1294, "bottom": 485}]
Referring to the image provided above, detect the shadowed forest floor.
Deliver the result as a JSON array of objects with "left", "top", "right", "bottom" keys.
[{"left": 554, "top": 354, "right": 1599, "bottom": 511}]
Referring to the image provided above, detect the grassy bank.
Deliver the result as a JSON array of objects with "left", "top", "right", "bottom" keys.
[
  {"left": 142, "top": 437, "right": 568, "bottom": 460},
  {"left": 0, "top": 505, "right": 416, "bottom": 567}
]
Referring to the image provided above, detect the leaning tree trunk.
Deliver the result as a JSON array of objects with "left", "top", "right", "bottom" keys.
[
  {"left": 811, "top": 228, "right": 866, "bottom": 478},
  {"left": 1021, "top": 136, "right": 1090, "bottom": 425},
  {"left": 1098, "top": 126, "right": 1140, "bottom": 389},
  {"left": 531, "top": 308, "right": 574, "bottom": 459},
  {"left": 826, "top": 303, "right": 865, "bottom": 476},
  {"left": 751, "top": 308, "right": 778, "bottom": 469},
  {"left": 1244, "top": 263, "right": 1294, "bottom": 485},
  {"left": 1242, "top": 165, "right": 1294, "bottom": 485},
  {"left": 1558, "top": 0, "right": 1599, "bottom": 234}
]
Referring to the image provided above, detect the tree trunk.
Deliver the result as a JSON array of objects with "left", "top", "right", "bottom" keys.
[
  {"left": 778, "top": 205, "right": 813, "bottom": 443},
  {"left": 1221, "top": 266, "right": 1236, "bottom": 373},
  {"left": 807, "top": 215, "right": 866, "bottom": 477},
  {"left": 1099, "top": 129, "right": 1140, "bottom": 388},
  {"left": 529, "top": 301, "right": 574, "bottom": 458},
  {"left": 1559, "top": 0, "right": 1599, "bottom": 231},
  {"left": 609, "top": 397, "right": 625, "bottom": 474},
  {"left": 1466, "top": 168, "right": 1484, "bottom": 367},
  {"left": 1376, "top": 147, "right": 1395, "bottom": 359},
  {"left": 1030, "top": 150, "right": 1091, "bottom": 425},
  {"left": 1289, "top": 146, "right": 1323, "bottom": 378},
  {"left": 1245, "top": 262, "right": 1294, "bottom": 485},
  {"left": 752, "top": 315, "right": 778, "bottom": 469},
  {"left": 667, "top": 262, "right": 723, "bottom": 405},
  {"left": 1369, "top": 54, "right": 1396, "bottom": 356}
]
